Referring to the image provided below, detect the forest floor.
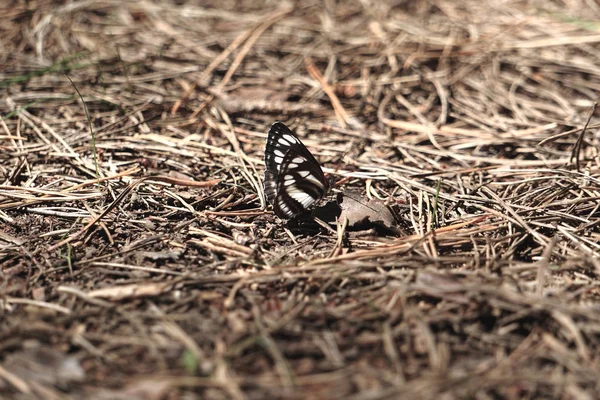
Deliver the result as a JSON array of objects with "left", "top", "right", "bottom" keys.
[{"left": 3, "top": 0, "right": 600, "bottom": 399}]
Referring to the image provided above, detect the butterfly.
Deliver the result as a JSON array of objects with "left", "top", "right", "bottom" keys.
[{"left": 264, "top": 121, "right": 329, "bottom": 219}]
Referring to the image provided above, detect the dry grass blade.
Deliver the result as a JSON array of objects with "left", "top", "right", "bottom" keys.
[
  {"left": 86, "top": 282, "right": 174, "bottom": 301},
  {"left": 305, "top": 57, "right": 354, "bottom": 129},
  {"left": 570, "top": 102, "right": 597, "bottom": 171}
]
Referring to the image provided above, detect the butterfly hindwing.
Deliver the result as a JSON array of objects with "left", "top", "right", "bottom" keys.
[
  {"left": 272, "top": 150, "right": 324, "bottom": 218},
  {"left": 264, "top": 122, "right": 328, "bottom": 219}
]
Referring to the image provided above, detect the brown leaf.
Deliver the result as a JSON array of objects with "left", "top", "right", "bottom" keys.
[{"left": 337, "top": 192, "right": 398, "bottom": 233}]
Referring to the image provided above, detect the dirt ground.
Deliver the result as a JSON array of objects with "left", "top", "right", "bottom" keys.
[{"left": 3, "top": 0, "right": 600, "bottom": 398}]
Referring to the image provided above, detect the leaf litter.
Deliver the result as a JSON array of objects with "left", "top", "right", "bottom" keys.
[{"left": 2, "top": 0, "right": 600, "bottom": 398}]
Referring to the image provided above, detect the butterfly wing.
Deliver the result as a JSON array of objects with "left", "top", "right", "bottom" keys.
[{"left": 264, "top": 122, "right": 328, "bottom": 219}]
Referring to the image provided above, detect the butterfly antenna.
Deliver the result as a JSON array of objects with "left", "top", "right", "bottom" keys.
[{"left": 324, "top": 140, "right": 355, "bottom": 193}]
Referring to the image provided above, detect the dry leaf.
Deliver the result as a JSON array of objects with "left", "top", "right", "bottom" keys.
[
  {"left": 314, "top": 191, "right": 398, "bottom": 234},
  {"left": 338, "top": 192, "right": 397, "bottom": 230}
]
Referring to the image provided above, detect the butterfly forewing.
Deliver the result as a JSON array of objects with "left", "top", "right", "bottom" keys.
[{"left": 264, "top": 122, "right": 328, "bottom": 219}]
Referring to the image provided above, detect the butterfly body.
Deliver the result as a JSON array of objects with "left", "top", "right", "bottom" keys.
[{"left": 264, "top": 122, "right": 328, "bottom": 219}]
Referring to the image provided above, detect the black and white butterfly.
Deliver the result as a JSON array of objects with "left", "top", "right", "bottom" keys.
[{"left": 264, "top": 121, "right": 328, "bottom": 219}]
